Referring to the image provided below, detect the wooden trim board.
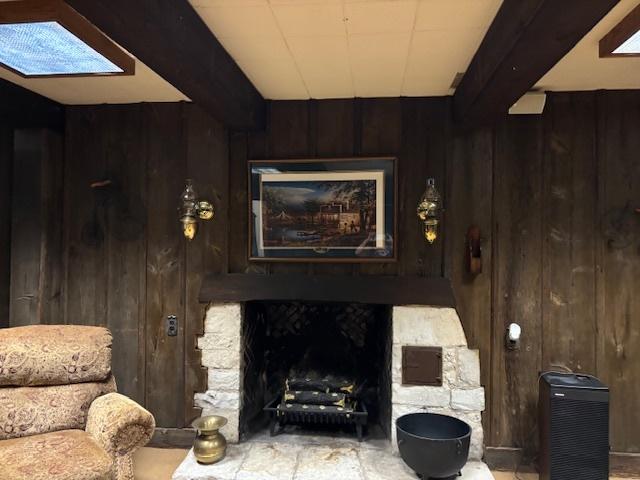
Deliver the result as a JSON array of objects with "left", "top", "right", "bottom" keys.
[{"left": 199, "top": 273, "right": 456, "bottom": 308}]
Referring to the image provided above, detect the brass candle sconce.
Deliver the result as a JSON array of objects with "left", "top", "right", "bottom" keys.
[
  {"left": 179, "top": 179, "right": 214, "bottom": 240},
  {"left": 417, "top": 178, "right": 442, "bottom": 244}
]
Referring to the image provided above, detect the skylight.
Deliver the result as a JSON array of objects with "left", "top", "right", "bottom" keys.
[
  {"left": 0, "top": 21, "right": 123, "bottom": 76},
  {"left": 613, "top": 30, "right": 640, "bottom": 55}
]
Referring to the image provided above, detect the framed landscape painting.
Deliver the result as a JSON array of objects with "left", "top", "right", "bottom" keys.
[{"left": 249, "top": 157, "right": 397, "bottom": 262}]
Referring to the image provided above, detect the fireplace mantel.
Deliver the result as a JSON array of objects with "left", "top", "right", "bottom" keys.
[{"left": 199, "top": 273, "right": 455, "bottom": 307}]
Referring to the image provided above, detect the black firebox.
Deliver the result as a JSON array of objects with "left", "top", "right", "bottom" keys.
[{"left": 538, "top": 372, "right": 609, "bottom": 480}]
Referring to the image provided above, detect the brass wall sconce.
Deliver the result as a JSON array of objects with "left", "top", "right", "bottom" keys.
[
  {"left": 179, "top": 179, "right": 214, "bottom": 240},
  {"left": 417, "top": 178, "right": 442, "bottom": 244}
]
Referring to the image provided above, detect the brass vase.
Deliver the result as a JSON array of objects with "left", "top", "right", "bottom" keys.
[{"left": 192, "top": 415, "right": 228, "bottom": 464}]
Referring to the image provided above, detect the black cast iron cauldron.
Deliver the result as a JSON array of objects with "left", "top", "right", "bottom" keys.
[{"left": 396, "top": 413, "right": 471, "bottom": 480}]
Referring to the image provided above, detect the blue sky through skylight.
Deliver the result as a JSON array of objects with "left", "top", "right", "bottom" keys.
[
  {"left": 613, "top": 30, "right": 640, "bottom": 55},
  {"left": 0, "top": 21, "right": 123, "bottom": 75}
]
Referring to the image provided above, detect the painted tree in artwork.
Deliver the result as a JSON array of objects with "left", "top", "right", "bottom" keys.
[
  {"left": 263, "top": 188, "right": 286, "bottom": 216},
  {"left": 304, "top": 199, "right": 320, "bottom": 224},
  {"left": 324, "top": 181, "right": 376, "bottom": 232}
]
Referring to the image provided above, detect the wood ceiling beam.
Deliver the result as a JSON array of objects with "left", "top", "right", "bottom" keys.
[
  {"left": 65, "top": 0, "right": 266, "bottom": 131},
  {"left": 0, "top": 78, "right": 64, "bottom": 129},
  {"left": 453, "top": 0, "right": 621, "bottom": 128}
]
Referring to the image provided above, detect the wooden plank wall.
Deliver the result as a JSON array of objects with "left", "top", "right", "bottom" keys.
[
  {"left": 7, "top": 103, "right": 226, "bottom": 429},
  {"left": 9, "top": 130, "right": 63, "bottom": 327},
  {"left": 229, "top": 98, "right": 449, "bottom": 277},
  {"left": 0, "top": 124, "right": 11, "bottom": 328},
  {"left": 228, "top": 93, "right": 639, "bottom": 454},
  {"left": 3, "top": 91, "right": 639, "bottom": 455},
  {"left": 447, "top": 91, "right": 640, "bottom": 455}
]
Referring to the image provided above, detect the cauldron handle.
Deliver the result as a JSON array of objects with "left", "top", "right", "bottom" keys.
[{"left": 456, "top": 439, "right": 462, "bottom": 455}]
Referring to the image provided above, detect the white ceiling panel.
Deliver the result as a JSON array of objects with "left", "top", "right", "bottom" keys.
[
  {"left": 415, "top": 0, "right": 501, "bottom": 31},
  {"left": 196, "top": 4, "right": 281, "bottom": 37},
  {"left": 190, "top": 0, "right": 501, "bottom": 99},
  {"left": 349, "top": 33, "right": 412, "bottom": 97},
  {"left": 271, "top": 3, "right": 346, "bottom": 37},
  {"left": 403, "top": 28, "right": 486, "bottom": 96},
  {"left": 238, "top": 57, "right": 308, "bottom": 100},
  {"left": 344, "top": 1, "right": 418, "bottom": 35},
  {"left": 218, "top": 35, "right": 292, "bottom": 63},
  {"left": 288, "top": 35, "right": 353, "bottom": 98}
]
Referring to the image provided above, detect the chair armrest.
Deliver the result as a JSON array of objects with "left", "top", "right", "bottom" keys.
[{"left": 86, "top": 392, "right": 155, "bottom": 458}]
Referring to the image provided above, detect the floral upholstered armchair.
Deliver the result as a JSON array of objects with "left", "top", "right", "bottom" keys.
[{"left": 0, "top": 325, "right": 155, "bottom": 480}]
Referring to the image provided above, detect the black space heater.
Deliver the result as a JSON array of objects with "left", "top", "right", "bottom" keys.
[{"left": 539, "top": 372, "right": 609, "bottom": 480}]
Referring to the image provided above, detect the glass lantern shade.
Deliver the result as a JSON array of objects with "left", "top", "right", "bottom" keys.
[
  {"left": 178, "top": 179, "right": 214, "bottom": 240},
  {"left": 417, "top": 178, "right": 442, "bottom": 244}
]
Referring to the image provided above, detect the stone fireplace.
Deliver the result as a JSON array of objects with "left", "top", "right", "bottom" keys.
[{"left": 194, "top": 301, "right": 485, "bottom": 461}]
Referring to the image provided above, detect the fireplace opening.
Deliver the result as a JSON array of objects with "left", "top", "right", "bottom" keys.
[{"left": 240, "top": 301, "right": 392, "bottom": 442}]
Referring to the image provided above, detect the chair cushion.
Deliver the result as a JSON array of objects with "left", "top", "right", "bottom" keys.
[
  {"left": 0, "top": 325, "right": 112, "bottom": 387},
  {"left": 0, "top": 429, "right": 113, "bottom": 480},
  {"left": 0, "top": 376, "right": 116, "bottom": 440}
]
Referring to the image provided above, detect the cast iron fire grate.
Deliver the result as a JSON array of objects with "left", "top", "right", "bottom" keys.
[{"left": 264, "top": 369, "right": 369, "bottom": 441}]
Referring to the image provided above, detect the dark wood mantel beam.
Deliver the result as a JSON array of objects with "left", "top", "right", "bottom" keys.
[
  {"left": 65, "top": 0, "right": 266, "bottom": 131},
  {"left": 200, "top": 273, "right": 456, "bottom": 308},
  {"left": 453, "top": 0, "right": 620, "bottom": 128}
]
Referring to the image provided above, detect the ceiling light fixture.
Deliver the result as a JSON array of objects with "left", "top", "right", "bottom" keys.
[
  {"left": 600, "top": 4, "right": 640, "bottom": 57},
  {"left": 0, "top": 0, "right": 134, "bottom": 77}
]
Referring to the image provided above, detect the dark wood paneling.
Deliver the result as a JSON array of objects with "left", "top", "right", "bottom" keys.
[
  {"left": 265, "top": 101, "right": 312, "bottom": 276},
  {"left": 228, "top": 130, "right": 250, "bottom": 275},
  {"left": 64, "top": 108, "right": 109, "bottom": 328},
  {"left": 311, "top": 99, "right": 356, "bottom": 277},
  {"left": 183, "top": 104, "right": 228, "bottom": 424},
  {"left": 0, "top": 78, "right": 63, "bottom": 129},
  {"left": 10, "top": 129, "right": 63, "bottom": 327},
  {"left": 447, "top": 127, "right": 494, "bottom": 440},
  {"left": 104, "top": 105, "right": 147, "bottom": 406},
  {"left": 60, "top": 103, "right": 223, "bottom": 427},
  {"left": 491, "top": 116, "right": 543, "bottom": 449},
  {"left": 7, "top": 93, "right": 640, "bottom": 458},
  {"left": 596, "top": 91, "right": 640, "bottom": 452},
  {"left": 64, "top": 106, "right": 147, "bottom": 404},
  {"left": 230, "top": 98, "right": 451, "bottom": 277},
  {"left": 541, "top": 93, "right": 598, "bottom": 374},
  {"left": 0, "top": 125, "right": 12, "bottom": 328},
  {"left": 144, "top": 103, "right": 187, "bottom": 428},
  {"left": 359, "top": 98, "right": 402, "bottom": 277}
]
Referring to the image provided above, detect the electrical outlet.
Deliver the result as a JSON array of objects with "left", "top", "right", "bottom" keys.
[{"left": 167, "top": 315, "right": 178, "bottom": 337}]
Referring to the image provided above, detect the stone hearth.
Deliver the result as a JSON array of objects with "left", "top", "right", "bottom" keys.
[
  {"left": 173, "top": 437, "right": 494, "bottom": 480},
  {"left": 186, "top": 301, "right": 491, "bottom": 479}
]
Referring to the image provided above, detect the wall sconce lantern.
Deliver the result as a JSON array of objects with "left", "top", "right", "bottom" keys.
[
  {"left": 417, "top": 178, "right": 442, "bottom": 244},
  {"left": 179, "top": 179, "right": 214, "bottom": 240}
]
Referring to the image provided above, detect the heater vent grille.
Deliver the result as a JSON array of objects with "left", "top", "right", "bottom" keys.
[{"left": 549, "top": 397, "right": 609, "bottom": 480}]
